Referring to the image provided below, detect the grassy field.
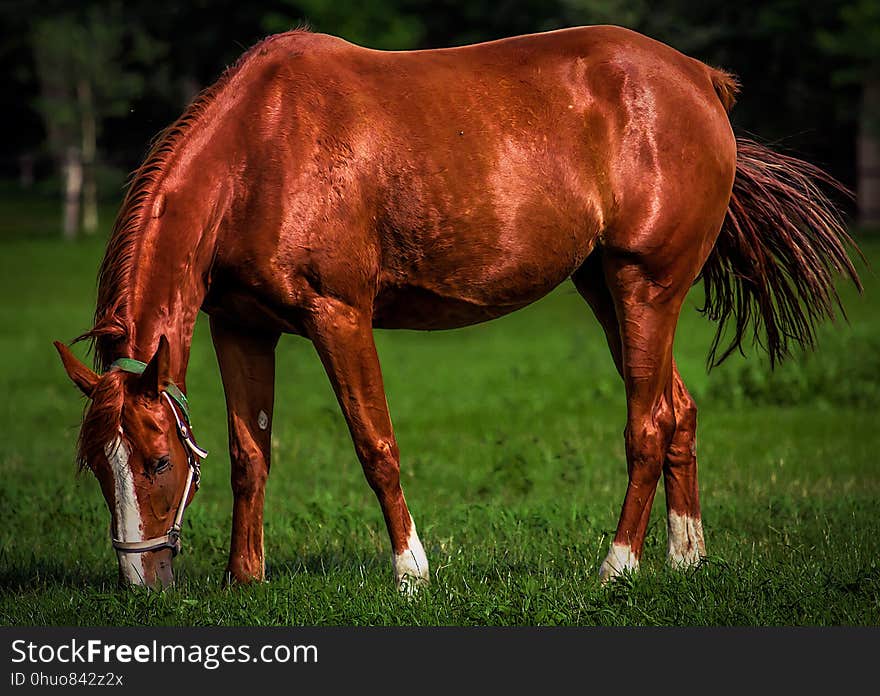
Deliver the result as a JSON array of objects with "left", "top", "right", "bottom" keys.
[{"left": 0, "top": 194, "right": 878, "bottom": 626}]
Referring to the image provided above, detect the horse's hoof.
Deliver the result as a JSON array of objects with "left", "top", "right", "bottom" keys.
[
  {"left": 396, "top": 573, "right": 429, "bottom": 597},
  {"left": 224, "top": 566, "right": 265, "bottom": 587},
  {"left": 392, "top": 527, "right": 430, "bottom": 595},
  {"left": 666, "top": 547, "right": 705, "bottom": 570},
  {"left": 598, "top": 543, "right": 639, "bottom": 585}
]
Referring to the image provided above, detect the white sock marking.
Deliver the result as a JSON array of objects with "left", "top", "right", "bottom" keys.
[
  {"left": 392, "top": 516, "right": 429, "bottom": 594},
  {"left": 105, "top": 437, "right": 146, "bottom": 585},
  {"left": 667, "top": 511, "right": 706, "bottom": 568},
  {"left": 599, "top": 542, "right": 639, "bottom": 584}
]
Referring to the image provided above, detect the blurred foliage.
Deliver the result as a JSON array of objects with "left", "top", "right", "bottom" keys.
[
  {"left": 705, "top": 328, "right": 880, "bottom": 407},
  {"left": 817, "top": 0, "right": 880, "bottom": 138},
  {"left": 30, "top": 5, "right": 163, "bottom": 157},
  {"left": 817, "top": 0, "right": 880, "bottom": 84},
  {"left": 32, "top": 6, "right": 162, "bottom": 131},
  {"left": 1, "top": 0, "right": 878, "bottom": 208},
  {"left": 264, "top": 0, "right": 426, "bottom": 49}
]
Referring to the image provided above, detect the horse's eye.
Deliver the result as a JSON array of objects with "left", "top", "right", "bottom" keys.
[{"left": 153, "top": 456, "right": 172, "bottom": 474}]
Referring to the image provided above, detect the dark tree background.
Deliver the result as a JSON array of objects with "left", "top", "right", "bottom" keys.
[{"left": 1, "top": 0, "right": 877, "bottom": 236}]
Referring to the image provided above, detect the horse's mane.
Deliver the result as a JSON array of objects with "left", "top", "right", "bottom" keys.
[
  {"left": 75, "top": 28, "right": 310, "bottom": 372},
  {"left": 72, "top": 29, "right": 309, "bottom": 469}
]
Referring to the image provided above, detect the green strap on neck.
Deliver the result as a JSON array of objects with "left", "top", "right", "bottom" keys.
[
  {"left": 111, "top": 357, "right": 149, "bottom": 374},
  {"left": 109, "top": 358, "right": 192, "bottom": 424}
]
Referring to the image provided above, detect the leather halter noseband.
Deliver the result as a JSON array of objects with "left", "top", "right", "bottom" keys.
[{"left": 107, "top": 359, "right": 208, "bottom": 557}]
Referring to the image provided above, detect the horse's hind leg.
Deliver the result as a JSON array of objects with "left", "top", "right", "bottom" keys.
[
  {"left": 575, "top": 260, "right": 708, "bottom": 571},
  {"left": 574, "top": 249, "right": 700, "bottom": 582},
  {"left": 663, "top": 366, "right": 706, "bottom": 568},
  {"left": 572, "top": 253, "right": 623, "bottom": 373},
  {"left": 305, "top": 297, "right": 428, "bottom": 593},
  {"left": 601, "top": 257, "right": 683, "bottom": 582}
]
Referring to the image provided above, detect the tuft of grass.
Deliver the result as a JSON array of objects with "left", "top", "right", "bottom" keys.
[{"left": 0, "top": 200, "right": 878, "bottom": 626}]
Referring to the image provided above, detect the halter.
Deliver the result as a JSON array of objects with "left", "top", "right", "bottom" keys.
[{"left": 107, "top": 358, "right": 208, "bottom": 557}]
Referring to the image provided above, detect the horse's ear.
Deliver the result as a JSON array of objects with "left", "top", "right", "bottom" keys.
[
  {"left": 54, "top": 341, "right": 99, "bottom": 398},
  {"left": 140, "top": 335, "right": 171, "bottom": 397}
]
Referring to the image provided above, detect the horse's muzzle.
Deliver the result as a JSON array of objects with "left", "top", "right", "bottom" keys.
[{"left": 117, "top": 548, "right": 174, "bottom": 589}]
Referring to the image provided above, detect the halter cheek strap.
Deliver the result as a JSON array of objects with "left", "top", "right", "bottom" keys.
[{"left": 107, "top": 359, "right": 207, "bottom": 557}]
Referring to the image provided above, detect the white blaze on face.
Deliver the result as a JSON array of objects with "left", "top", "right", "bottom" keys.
[
  {"left": 392, "top": 515, "right": 429, "bottom": 595},
  {"left": 667, "top": 511, "right": 706, "bottom": 569},
  {"left": 599, "top": 542, "right": 639, "bottom": 584},
  {"left": 105, "top": 437, "right": 146, "bottom": 584}
]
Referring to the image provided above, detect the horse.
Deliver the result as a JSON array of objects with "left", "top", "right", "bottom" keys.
[{"left": 54, "top": 25, "right": 860, "bottom": 589}]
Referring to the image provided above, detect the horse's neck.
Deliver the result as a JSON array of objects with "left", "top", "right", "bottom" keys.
[
  {"left": 112, "top": 84, "right": 237, "bottom": 382},
  {"left": 124, "top": 219, "right": 217, "bottom": 388}
]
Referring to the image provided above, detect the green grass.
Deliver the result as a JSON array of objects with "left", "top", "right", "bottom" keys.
[{"left": 0, "top": 195, "right": 878, "bottom": 625}]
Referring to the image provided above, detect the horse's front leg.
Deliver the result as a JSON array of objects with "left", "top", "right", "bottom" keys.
[
  {"left": 210, "top": 316, "right": 280, "bottom": 584},
  {"left": 305, "top": 297, "right": 429, "bottom": 593}
]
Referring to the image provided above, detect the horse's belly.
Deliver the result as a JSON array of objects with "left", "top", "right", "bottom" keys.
[
  {"left": 373, "top": 230, "right": 595, "bottom": 330},
  {"left": 372, "top": 284, "right": 541, "bottom": 330},
  {"left": 372, "top": 142, "right": 603, "bottom": 329}
]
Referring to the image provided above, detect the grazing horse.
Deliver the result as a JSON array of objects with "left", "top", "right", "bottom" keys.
[{"left": 55, "top": 26, "right": 860, "bottom": 589}]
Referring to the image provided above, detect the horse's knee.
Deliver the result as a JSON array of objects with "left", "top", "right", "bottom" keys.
[
  {"left": 230, "top": 459, "right": 268, "bottom": 499},
  {"left": 229, "top": 420, "right": 269, "bottom": 497},
  {"left": 625, "top": 396, "right": 675, "bottom": 484},
  {"left": 357, "top": 438, "right": 401, "bottom": 495}
]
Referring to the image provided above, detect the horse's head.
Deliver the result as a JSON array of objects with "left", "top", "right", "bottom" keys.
[{"left": 54, "top": 336, "right": 205, "bottom": 588}]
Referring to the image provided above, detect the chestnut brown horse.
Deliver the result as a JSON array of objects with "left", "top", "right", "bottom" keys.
[{"left": 55, "top": 26, "right": 860, "bottom": 589}]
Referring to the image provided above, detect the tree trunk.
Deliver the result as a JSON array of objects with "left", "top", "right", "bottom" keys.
[
  {"left": 858, "top": 75, "right": 880, "bottom": 228},
  {"left": 78, "top": 78, "right": 99, "bottom": 235},
  {"left": 62, "top": 146, "right": 83, "bottom": 241}
]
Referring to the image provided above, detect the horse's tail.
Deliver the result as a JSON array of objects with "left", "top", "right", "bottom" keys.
[{"left": 699, "top": 136, "right": 863, "bottom": 367}]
